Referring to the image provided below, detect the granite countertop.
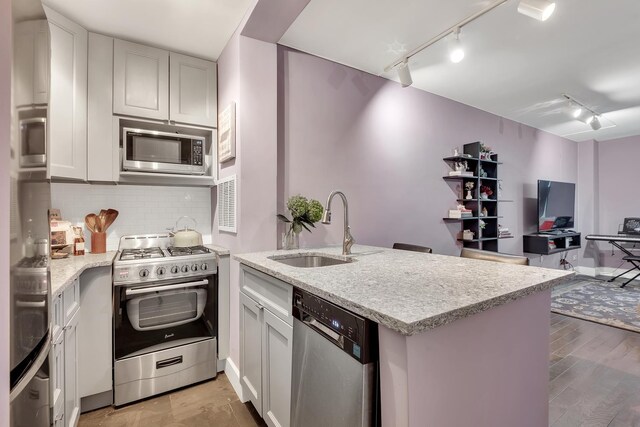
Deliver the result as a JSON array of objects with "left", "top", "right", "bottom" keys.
[
  {"left": 234, "top": 245, "right": 574, "bottom": 336},
  {"left": 205, "top": 244, "right": 231, "bottom": 256},
  {"left": 50, "top": 252, "right": 117, "bottom": 297}
]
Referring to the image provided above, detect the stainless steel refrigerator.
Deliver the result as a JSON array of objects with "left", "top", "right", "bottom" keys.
[{"left": 9, "top": 0, "right": 52, "bottom": 425}]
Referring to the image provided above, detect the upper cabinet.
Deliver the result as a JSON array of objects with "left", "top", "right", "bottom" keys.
[
  {"left": 14, "top": 20, "right": 50, "bottom": 107},
  {"left": 45, "top": 6, "right": 88, "bottom": 181},
  {"left": 113, "top": 39, "right": 217, "bottom": 127},
  {"left": 169, "top": 52, "right": 217, "bottom": 127},
  {"left": 113, "top": 39, "right": 169, "bottom": 121}
]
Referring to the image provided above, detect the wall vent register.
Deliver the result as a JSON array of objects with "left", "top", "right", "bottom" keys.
[{"left": 217, "top": 174, "right": 236, "bottom": 233}]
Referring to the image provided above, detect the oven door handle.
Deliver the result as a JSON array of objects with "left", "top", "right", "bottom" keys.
[
  {"left": 15, "top": 300, "right": 46, "bottom": 308},
  {"left": 125, "top": 279, "right": 209, "bottom": 296}
]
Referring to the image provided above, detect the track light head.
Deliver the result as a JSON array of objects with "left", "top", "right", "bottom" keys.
[
  {"left": 590, "top": 116, "right": 602, "bottom": 130},
  {"left": 449, "top": 28, "right": 465, "bottom": 64},
  {"left": 518, "top": 0, "right": 556, "bottom": 22},
  {"left": 396, "top": 60, "right": 413, "bottom": 87}
]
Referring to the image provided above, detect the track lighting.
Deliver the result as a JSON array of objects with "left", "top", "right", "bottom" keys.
[
  {"left": 562, "top": 94, "right": 605, "bottom": 131},
  {"left": 396, "top": 60, "right": 413, "bottom": 87},
  {"left": 384, "top": 0, "right": 557, "bottom": 84},
  {"left": 517, "top": 0, "right": 556, "bottom": 21},
  {"left": 449, "top": 28, "right": 465, "bottom": 63}
]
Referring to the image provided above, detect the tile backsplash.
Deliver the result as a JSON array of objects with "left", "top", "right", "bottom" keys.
[{"left": 51, "top": 183, "right": 212, "bottom": 251}]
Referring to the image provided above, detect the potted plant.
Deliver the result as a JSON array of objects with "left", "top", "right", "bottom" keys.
[
  {"left": 479, "top": 219, "right": 486, "bottom": 238},
  {"left": 465, "top": 181, "right": 475, "bottom": 200},
  {"left": 277, "top": 195, "right": 324, "bottom": 249},
  {"left": 480, "top": 185, "right": 493, "bottom": 200}
]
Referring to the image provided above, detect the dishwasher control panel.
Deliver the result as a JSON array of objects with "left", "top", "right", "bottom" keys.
[{"left": 293, "top": 288, "right": 378, "bottom": 364}]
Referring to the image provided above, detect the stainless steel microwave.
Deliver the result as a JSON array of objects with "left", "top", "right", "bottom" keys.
[
  {"left": 20, "top": 117, "right": 47, "bottom": 168},
  {"left": 122, "top": 127, "right": 206, "bottom": 175}
]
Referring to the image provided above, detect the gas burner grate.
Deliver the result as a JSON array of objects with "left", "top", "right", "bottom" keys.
[
  {"left": 120, "top": 247, "right": 165, "bottom": 261},
  {"left": 167, "top": 246, "right": 211, "bottom": 257}
]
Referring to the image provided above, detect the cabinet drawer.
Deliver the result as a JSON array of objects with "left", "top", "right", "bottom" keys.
[
  {"left": 240, "top": 266, "right": 292, "bottom": 325},
  {"left": 63, "top": 278, "right": 80, "bottom": 325}
]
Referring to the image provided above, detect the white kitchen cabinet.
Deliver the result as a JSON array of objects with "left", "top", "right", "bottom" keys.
[
  {"left": 78, "top": 267, "right": 113, "bottom": 401},
  {"left": 13, "top": 20, "right": 50, "bottom": 107},
  {"left": 63, "top": 277, "right": 79, "bottom": 325},
  {"left": 64, "top": 309, "right": 80, "bottom": 427},
  {"left": 87, "top": 33, "right": 118, "bottom": 182},
  {"left": 169, "top": 52, "right": 217, "bottom": 127},
  {"left": 51, "top": 333, "right": 65, "bottom": 427},
  {"left": 240, "top": 266, "right": 293, "bottom": 427},
  {"left": 113, "top": 39, "right": 169, "bottom": 120},
  {"left": 240, "top": 291, "right": 263, "bottom": 414},
  {"left": 262, "top": 309, "right": 293, "bottom": 427},
  {"left": 44, "top": 6, "right": 87, "bottom": 181}
]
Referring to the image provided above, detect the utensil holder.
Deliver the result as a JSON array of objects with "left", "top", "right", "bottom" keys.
[{"left": 91, "top": 232, "right": 106, "bottom": 254}]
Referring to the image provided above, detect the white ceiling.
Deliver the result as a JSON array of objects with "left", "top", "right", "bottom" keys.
[
  {"left": 42, "top": 0, "right": 254, "bottom": 61},
  {"left": 281, "top": 0, "right": 640, "bottom": 142}
]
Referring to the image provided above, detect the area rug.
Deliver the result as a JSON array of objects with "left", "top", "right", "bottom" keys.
[{"left": 551, "top": 279, "right": 640, "bottom": 333}]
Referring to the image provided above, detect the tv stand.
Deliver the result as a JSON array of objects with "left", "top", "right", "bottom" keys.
[{"left": 523, "top": 232, "right": 581, "bottom": 255}]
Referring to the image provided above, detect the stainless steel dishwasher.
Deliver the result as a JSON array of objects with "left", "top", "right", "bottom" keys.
[{"left": 291, "top": 287, "right": 379, "bottom": 427}]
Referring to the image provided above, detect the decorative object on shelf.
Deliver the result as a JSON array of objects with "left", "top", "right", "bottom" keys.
[
  {"left": 465, "top": 181, "right": 475, "bottom": 200},
  {"left": 479, "top": 143, "right": 493, "bottom": 159},
  {"left": 479, "top": 166, "right": 488, "bottom": 178},
  {"left": 452, "top": 147, "right": 460, "bottom": 156},
  {"left": 278, "top": 195, "right": 324, "bottom": 250},
  {"left": 449, "top": 160, "right": 473, "bottom": 176},
  {"left": 218, "top": 102, "right": 236, "bottom": 163},
  {"left": 481, "top": 207, "right": 488, "bottom": 217},
  {"left": 480, "top": 185, "right": 493, "bottom": 200},
  {"left": 479, "top": 219, "right": 486, "bottom": 237},
  {"left": 449, "top": 205, "right": 473, "bottom": 219},
  {"left": 462, "top": 229, "right": 475, "bottom": 241}
]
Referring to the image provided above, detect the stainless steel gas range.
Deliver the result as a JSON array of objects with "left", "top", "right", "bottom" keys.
[{"left": 112, "top": 234, "right": 218, "bottom": 406}]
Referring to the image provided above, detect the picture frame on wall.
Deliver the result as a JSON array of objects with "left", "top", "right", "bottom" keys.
[{"left": 218, "top": 102, "right": 236, "bottom": 163}]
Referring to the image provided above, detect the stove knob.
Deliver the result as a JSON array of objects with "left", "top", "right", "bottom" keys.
[
  {"left": 181, "top": 265, "right": 189, "bottom": 273},
  {"left": 157, "top": 267, "right": 166, "bottom": 276},
  {"left": 191, "top": 264, "right": 198, "bottom": 272},
  {"left": 201, "top": 263, "right": 208, "bottom": 271},
  {"left": 171, "top": 266, "right": 179, "bottom": 274},
  {"left": 139, "top": 269, "right": 149, "bottom": 278}
]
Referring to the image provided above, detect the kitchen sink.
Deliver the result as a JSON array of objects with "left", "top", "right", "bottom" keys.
[{"left": 269, "top": 254, "right": 353, "bottom": 268}]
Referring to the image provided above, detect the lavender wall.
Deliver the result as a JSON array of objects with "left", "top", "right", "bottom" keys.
[
  {"left": 591, "top": 135, "right": 640, "bottom": 270},
  {"left": 279, "top": 46, "right": 578, "bottom": 268},
  {"left": 1, "top": 0, "right": 11, "bottom": 422},
  {"left": 212, "top": 6, "right": 279, "bottom": 368}
]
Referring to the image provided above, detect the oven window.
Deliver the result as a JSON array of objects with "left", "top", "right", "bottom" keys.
[
  {"left": 138, "top": 292, "right": 198, "bottom": 329},
  {"left": 127, "top": 134, "right": 192, "bottom": 165},
  {"left": 22, "top": 122, "right": 46, "bottom": 155}
]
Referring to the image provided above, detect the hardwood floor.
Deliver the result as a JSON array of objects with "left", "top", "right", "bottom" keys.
[
  {"left": 79, "top": 313, "right": 640, "bottom": 427},
  {"left": 78, "top": 373, "right": 265, "bottom": 427},
  {"left": 549, "top": 313, "right": 640, "bottom": 426}
]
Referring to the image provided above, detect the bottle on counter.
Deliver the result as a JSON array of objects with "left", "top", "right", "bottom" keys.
[
  {"left": 73, "top": 226, "right": 85, "bottom": 256},
  {"left": 25, "top": 219, "right": 35, "bottom": 258}
]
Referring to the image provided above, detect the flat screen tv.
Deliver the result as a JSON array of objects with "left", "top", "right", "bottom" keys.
[{"left": 537, "top": 180, "right": 575, "bottom": 233}]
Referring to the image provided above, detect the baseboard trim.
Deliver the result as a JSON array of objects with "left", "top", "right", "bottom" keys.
[
  {"left": 217, "top": 358, "right": 226, "bottom": 373},
  {"left": 576, "top": 265, "right": 640, "bottom": 281},
  {"left": 224, "top": 357, "right": 246, "bottom": 402},
  {"left": 80, "top": 390, "right": 112, "bottom": 413}
]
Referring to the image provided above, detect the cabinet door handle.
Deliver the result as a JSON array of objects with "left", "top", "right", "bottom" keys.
[{"left": 256, "top": 303, "right": 264, "bottom": 310}]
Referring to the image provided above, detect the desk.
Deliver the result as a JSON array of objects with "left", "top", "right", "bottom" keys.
[{"left": 585, "top": 234, "right": 640, "bottom": 287}]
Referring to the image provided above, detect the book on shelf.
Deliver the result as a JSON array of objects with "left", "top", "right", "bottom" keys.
[{"left": 448, "top": 170, "right": 474, "bottom": 177}]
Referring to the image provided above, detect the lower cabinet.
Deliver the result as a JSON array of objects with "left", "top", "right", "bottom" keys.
[
  {"left": 50, "top": 267, "right": 112, "bottom": 427},
  {"left": 240, "top": 266, "right": 293, "bottom": 427},
  {"left": 64, "top": 310, "right": 80, "bottom": 427}
]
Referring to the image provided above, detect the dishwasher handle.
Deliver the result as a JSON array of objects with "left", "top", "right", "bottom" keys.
[{"left": 302, "top": 313, "right": 344, "bottom": 349}]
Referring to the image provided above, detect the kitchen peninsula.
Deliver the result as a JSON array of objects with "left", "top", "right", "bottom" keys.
[{"left": 235, "top": 245, "right": 573, "bottom": 427}]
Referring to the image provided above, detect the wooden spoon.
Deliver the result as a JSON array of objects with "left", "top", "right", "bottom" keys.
[
  {"left": 85, "top": 214, "right": 98, "bottom": 233},
  {"left": 103, "top": 209, "right": 119, "bottom": 231},
  {"left": 98, "top": 209, "right": 107, "bottom": 233}
]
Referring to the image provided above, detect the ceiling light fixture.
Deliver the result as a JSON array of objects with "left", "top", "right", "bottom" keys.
[
  {"left": 562, "top": 94, "right": 605, "bottom": 131},
  {"left": 383, "top": 0, "right": 555, "bottom": 87},
  {"left": 396, "top": 60, "right": 413, "bottom": 87},
  {"left": 449, "top": 28, "right": 465, "bottom": 63},
  {"left": 517, "top": 0, "right": 556, "bottom": 22}
]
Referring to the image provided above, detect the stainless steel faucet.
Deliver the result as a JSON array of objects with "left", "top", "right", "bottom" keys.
[{"left": 321, "top": 190, "right": 355, "bottom": 255}]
